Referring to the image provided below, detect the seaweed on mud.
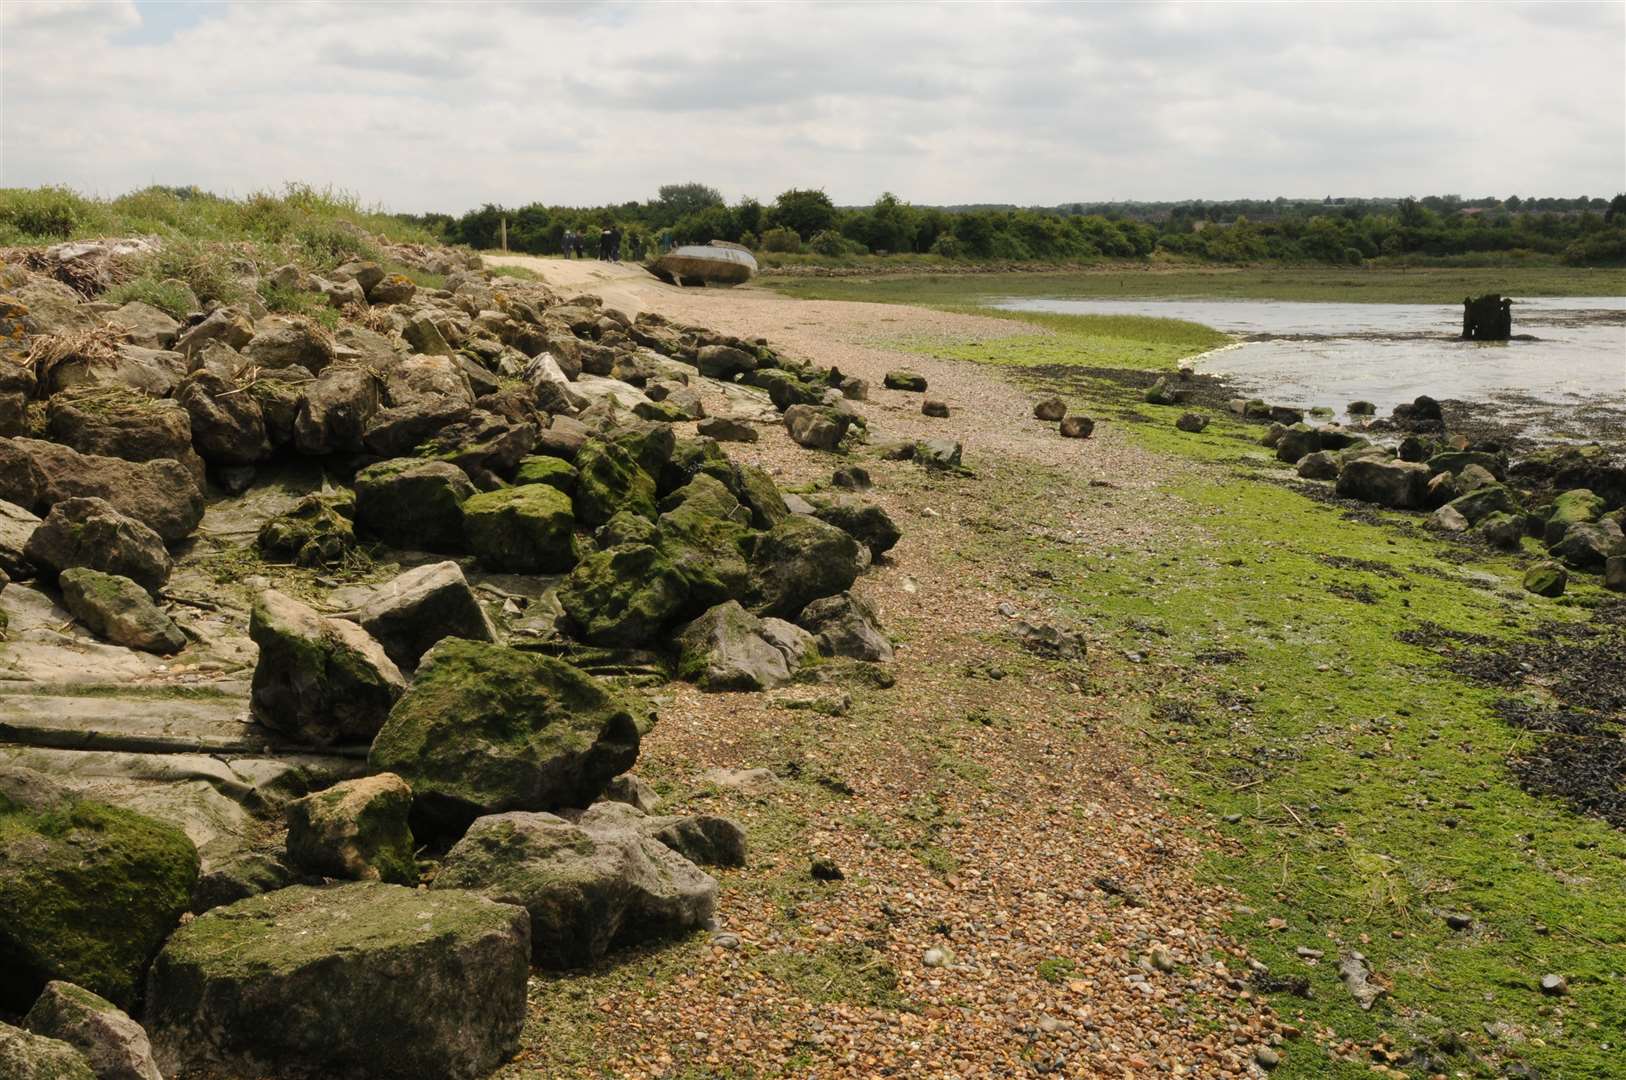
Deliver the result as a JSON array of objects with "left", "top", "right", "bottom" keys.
[
  {"left": 1317, "top": 554, "right": 1405, "bottom": 579},
  {"left": 1326, "top": 581, "right": 1381, "bottom": 605},
  {"left": 1401, "top": 609, "right": 1626, "bottom": 828}
]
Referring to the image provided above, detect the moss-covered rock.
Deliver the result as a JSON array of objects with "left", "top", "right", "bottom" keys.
[
  {"left": 573, "top": 438, "right": 658, "bottom": 527},
  {"left": 656, "top": 501, "right": 755, "bottom": 610},
  {"left": 368, "top": 639, "right": 646, "bottom": 837},
  {"left": 558, "top": 543, "right": 691, "bottom": 647},
  {"left": 353, "top": 457, "right": 474, "bottom": 552},
  {"left": 23, "top": 495, "right": 172, "bottom": 594},
  {"left": 22, "top": 980, "right": 162, "bottom": 1080},
  {"left": 748, "top": 514, "right": 862, "bottom": 619},
  {"left": 660, "top": 436, "right": 736, "bottom": 496},
  {"left": 1443, "top": 483, "right": 1518, "bottom": 526},
  {"left": 248, "top": 589, "right": 406, "bottom": 746},
  {"left": 462, "top": 484, "right": 579, "bottom": 573},
  {"left": 58, "top": 567, "right": 186, "bottom": 654},
  {"left": 256, "top": 491, "right": 356, "bottom": 568},
  {"left": 1543, "top": 488, "right": 1605, "bottom": 545},
  {"left": 596, "top": 509, "right": 659, "bottom": 548},
  {"left": 734, "top": 463, "right": 790, "bottom": 528},
  {"left": 512, "top": 454, "right": 578, "bottom": 495},
  {"left": 809, "top": 494, "right": 901, "bottom": 559},
  {"left": 882, "top": 369, "right": 927, "bottom": 392},
  {"left": 1523, "top": 560, "right": 1567, "bottom": 597},
  {"left": 145, "top": 882, "right": 529, "bottom": 1080},
  {"left": 0, "top": 1022, "right": 95, "bottom": 1080},
  {"left": 285, "top": 774, "right": 417, "bottom": 885},
  {"left": 0, "top": 767, "right": 199, "bottom": 1012}
]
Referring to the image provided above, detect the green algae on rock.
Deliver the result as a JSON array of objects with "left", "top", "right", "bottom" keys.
[
  {"left": 145, "top": 882, "right": 529, "bottom": 1080},
  {"left": 462, "top": 483, "right": 580, "bottom": 573},
  {"left": 0, "top": 767, "right": 198, "bottom": 1012},
  {"left": 368, "top": 639, "right": 647, "bottom": 837}
]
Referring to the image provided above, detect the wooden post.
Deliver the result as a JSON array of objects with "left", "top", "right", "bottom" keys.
[{"left": 500, "top": 217, "right": 508, "bottom": 252}]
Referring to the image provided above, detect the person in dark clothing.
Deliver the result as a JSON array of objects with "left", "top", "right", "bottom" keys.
[
  {"left": 573, "top": 233, "right": 584, "bottom": 259},
  {"left": 561, "top": 229, "right": 574, "bottom": 259},
  {"left": 608, "top": 226, "right": 622, "bottom": 263},
  {"left": 598, "top": 228, "right": 610, "bottom": 261}
]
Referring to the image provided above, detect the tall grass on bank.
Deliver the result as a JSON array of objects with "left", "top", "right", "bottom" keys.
[{"left": 0, "top": 184, "right": 446, "bottom": 319}]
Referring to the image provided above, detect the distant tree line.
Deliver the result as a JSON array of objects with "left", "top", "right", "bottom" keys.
[{"left": 397, "top": 185, "right": 1626, "bottom": 266}]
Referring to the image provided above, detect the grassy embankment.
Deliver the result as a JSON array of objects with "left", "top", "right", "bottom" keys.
[
  {"left": 832, "top": 277, "right": 1625, "bottom": 1076},
  {"left": 0, "top": 184, "right": 461, "bottom": 325}
]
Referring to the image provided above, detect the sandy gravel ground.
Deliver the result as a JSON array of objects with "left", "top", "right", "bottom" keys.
[{"left": 488, "top": 257, "right": 1287, "bottom": 1079}]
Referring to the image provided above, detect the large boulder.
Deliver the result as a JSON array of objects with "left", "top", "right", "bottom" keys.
[
  {"left": 285, "top": 774, "right": 417, "bottom": 885},
  {"left": 1543, "top": 488, "right": 1606, "bottom": 546},
  {"left": 0, "top": 438, "right": 203, "bottom": 543},
  {"left": 0, "top": 767, "right": 199, "bottom": 1012},
  {"left": 462, "top": 484, "right": 580, "bottom": 573},
  {"left": 0, "top": 498, "right": 41, "bottom": 579},
  {"left": 1335, "top": 458, "right": 1431, "bottom": 509},
  {"left": 0, "top": 1022, "right": 95, "bottom": 1080},
  {"left": 107, "top": 301, "right": 180, "bottom": 349},
  {"left": 558, "top": 543, "right": 691, "bottom": 647},
  {"left": 363, "top": 355, "right": 475, "bottom": 456},
  {"left": 797, "top": 591, "right": 893, "bottom": 662},
  {"left": 368, "top": 639, "right": 646, "bottom": 837},
  {"left": 171, "top": 307, "right": 252, "bottom": 358},
  {"left": 241, "top": 316, "right": 335, "bottom": 371},
  {"left": 675, "top": 600, "right": 799, "bottom": 691},
  {"left": 748, "top": 514, "right": 862, "bottom": 618},
  {"left": 1549, "top": 519, "right": 1625, "bottom": 571},
  {"left": 783, "top": 404, "right": 851, "bottom": 451},
  {"left": 22, "top": 981, "right": 161, "bottom": 1080},
  {"left": 45, "top": 344, "right": 188, "bottom": 400},
  {"left": 696, "top": 343, "right": 757, "bottom": 380},
  {"left": 45, "top": 388, "right": 201, "bottom": 481},
  {"left": 353, "top": 458, "right": 475, "bottom": 551},
  {"left": 883, "top": 369, "right": 927, "bottom": 392},
  {"left": 810, "top": 494, "right": 901, "bottom": 559},
  {"left": 58, "top": 568, "right": 186, "bottom": 653},
  {"left": 1443, "top": 484, "right": 1518, "bottom": 526},
  {"left": 432, "top": 810, "right": 715, "bottom": 969},
  {"left": 248, "top": 589, "right": 406, "bottom": 746},
  {"left": 573, "top": 438, "right": 658, "bottom": 526},
  {"left": 145, "top": 882, "right": 529, "bottom": 1080},
  {"left": 356, "top": 561, "right": 497, "bottom": 671},
  {"left": 175, "top": 369, "right": 271, "bottom": 465},
  {"left": 415, "top": 411, "right": 536, "bottom": 487},
  {"left": 24, "top": 497, "right": 172, "bottom": 593},
  {"left": 256, "top": 491, "right": 356, "bottom": 567},
  {"left": 293, "top": 365, "right": 381, "bottom": 455}
]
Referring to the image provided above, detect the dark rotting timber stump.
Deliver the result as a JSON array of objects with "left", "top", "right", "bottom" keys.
[{"left": 1461, "top": 294, "right": 1513, "bottom": 340}]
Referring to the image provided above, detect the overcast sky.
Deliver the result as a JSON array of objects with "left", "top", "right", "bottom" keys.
[{"left": 3, "top": 1, "right": 1623, "bottom": 214}]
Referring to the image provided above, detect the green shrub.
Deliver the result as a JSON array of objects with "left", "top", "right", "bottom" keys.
[
  {"left": 760, "top": 226, "right": 802, "bottom": 254},
  {"left": 929, "top": 233, "right": 963, "bottom": 258},
  {"left": 738, "top": 231, "right": 759, "bottom": 251},
  {"left": 0, "top": 186, "right": 96, "bottom": 241},
  {"left": 809, "top": 229, "right": 850, "bottom": 257}
]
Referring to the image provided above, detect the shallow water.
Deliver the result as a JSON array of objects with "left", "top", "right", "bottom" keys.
[{"left": 995, "top": 296, "right": 1626, "bottom": 429}]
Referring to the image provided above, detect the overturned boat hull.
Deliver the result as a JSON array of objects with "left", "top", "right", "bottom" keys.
[{"left": 646, "top": 244, "right": 758, "bottom": 287}]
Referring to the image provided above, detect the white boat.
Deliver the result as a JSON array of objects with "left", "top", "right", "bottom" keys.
[{"left": 646, "top": 242, "right": 758, "bottom": 287}]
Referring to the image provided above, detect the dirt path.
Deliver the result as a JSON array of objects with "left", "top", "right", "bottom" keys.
[{"left": 492, "top": 257, "right": 1284, "bottom": 1077}]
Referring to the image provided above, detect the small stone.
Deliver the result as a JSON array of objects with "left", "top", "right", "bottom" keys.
[
  {"left": 710, "top": 931, "right": 740, "bottom": 950},
  {"left": 1255, "top": 1046, "right": 1281, "bottom": 1069},
  {"left": 1150, "top": 946, "right": 1176, "bottom": 972},
  {"left": 1443, "top": 911, "right": 1473, "bottom": 930},
  {"left": 810, "top": 856, "right": 843, "bottom": 881},
  {"left": 923, "top": 946, "right": 952, "bottom": 968},
  {"left": 1175, "top": 411, "right": 1209, "bottom": 433},
  {"left": 1033, "top": 397, "right": 1066, "bottom": 421},
  {"left": 921, "top": 399, "right": 949, "bottom": 418},
  {"left": 1058, "top": 415, "right": 1094, "bottom": 439},
  {"left": 1539, "top": 973, "right": 1568, "bottom": 996}
]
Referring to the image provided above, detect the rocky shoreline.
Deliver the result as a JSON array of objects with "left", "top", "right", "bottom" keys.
[{"left": 0, "top": 234, "right": 932, "bottom": 1077}]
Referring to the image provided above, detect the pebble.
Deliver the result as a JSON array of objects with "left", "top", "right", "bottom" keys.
[
  {"left": 710, "top": 932, "right": 741, "bottom": 950},
  {"left": 1539, "top": 973, "right": 1568, "bottom": 996},
  {"left": 1151, "top": 947, "right": 1176, "bottom": 972},
  {"left": 1443, "top": 911, "right": 1473, "bottom": 930},
  {"left": 810, "top": 856, "right": 844, "bottom": 881},
  {"left": 1255, "top": 1046, "right": 1281, "bottom": 1069},
  {"left": 923, "top": 947, "right": 951, "bottom": 968}
]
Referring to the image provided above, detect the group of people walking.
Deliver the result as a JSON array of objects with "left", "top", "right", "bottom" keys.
[{"left": 559, "top": 226, "right": 622, "bottom": 262}]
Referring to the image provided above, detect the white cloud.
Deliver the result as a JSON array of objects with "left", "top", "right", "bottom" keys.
[{"left": 1, "top": 0, "right": 1621, "bottom": 212}]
